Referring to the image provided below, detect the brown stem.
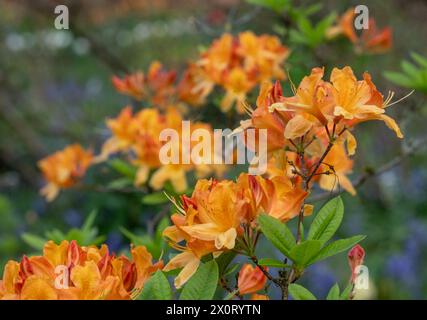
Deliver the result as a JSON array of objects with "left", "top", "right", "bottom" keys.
[{"left": 309, "top": 136, "right": 427, "bottom": 202}]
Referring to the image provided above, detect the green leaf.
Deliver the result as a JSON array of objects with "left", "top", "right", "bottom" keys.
[
  {"left": 107, "top": 177, "right": 132, "bottom": 189},
  {"left": 246, "top": 0, "right": 290, "bottom": 12},
  {"left": 411, "top": 52, "right": 427, "bottom": 69},
  {"left": 139, "top": 270, "right": 172, "bottom": 300},
  {"left": 82, "top": 210, "right": 97, "bottom": 233},
  {"left": 21, "top": 233, "right": 46, "bottom": 250},
  {"left": 109, "top": 159, "right": 136, "bottom": 179},
  {"left": 308, "top": 196, "right": 344, "bottom": 244},
  {"left": 155, "top": 217, "right": 170, "bottom": 242},
  {"left": 289, "top": 240, "right": 323, "bottom": 267},
  {"left": 326, "top": 283, "right": 340, "bottom": 300},
  {"left": 401, "top": 60, "right": 419, "bottom": 78},
  {"left": 288, "top": 284, "right": 317, "bottom": 300},
  {"left": 180, "top": 260, "right": 219, "bottom": 300},
  {"left": 216, "top": 252, "right": 237, "bottom": 275},
  {"left": 340, "top": 283, "right": 353, "bottom": 300},
  {"left": 384, "top": 71, "right": 413, "bottom": 87},
  {"left": 223, "top": 263, "right": 240, "bottom": 277},
  {"left": 309, "top": 235, "right": 366, "bottom": 265},
  {"left": 258, "top": 258, "right": 289, "bottom": 268},
  {"left": 142, "top": 192, "right": 169, "bottom": 205},
  {"left": 223, "top": 289, "right": 239, "bottom": 300},
  {"left": 258, "top": 214, "right": 296, "bottom": 257}
]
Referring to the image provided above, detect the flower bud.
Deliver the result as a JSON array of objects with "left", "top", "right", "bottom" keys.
[
  {"left": 348, "top": 244, "right": 365, "bottom": 282},
  {"left": 238, "top": 263, "right": 267, "bottom": 295}
]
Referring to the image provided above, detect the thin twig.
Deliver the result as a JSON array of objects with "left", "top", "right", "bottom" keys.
[{"left": 309, "top": 137, "right": 427, "bottom": 202}]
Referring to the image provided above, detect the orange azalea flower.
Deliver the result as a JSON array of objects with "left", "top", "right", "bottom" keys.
[
  {"left": 269, "top": 67, "right": 335, "bottom": 140},
  {"left": 220, "top": 67, "right": 255, "bottom": 113},
  {"left": 38, "top": 144, "right": 93, "bottom": 201},
  {"left": 192, "top": 32, "right": 289, "bottom": 113},
  {"left": 177, "top": 64, "right": 210, "bottom": 107},
  {"left": 112, "top": 61, "right": 176, "bottom": 107},
  {"left": 237, "top": 173, "right": 311, "bottom": 222},
  {"left": 163, "top": 178, "right": 248, "bottom": 288},
  {"left": 359, "top": 19, "right": 392, "bottom": 54},
  {"left": 235, "top": 81, "right": 288, "bottom": 153},
  {"left": 317, "top": 144, "right": 356, "bottom": 195},
  {"left": 330, "top": 67, "right": 403, "bottom": 138},
  {"left": 327, "top": 8, "right": 392, "bottom": 54},
  {"left": 326, "top": 8, "right": 358, "bottom": 43},
  {"left": 112, "top": 72, "right": 145, "bottom": 100},
  {"left": 175, "top": 179, "right": 245, "bottom": 250},
  {"left": 0, "top": 240, "right": 162, "bottom": 300},
  {"left": 269, "top": 66, "right": 403, "bottom": 140},
  {"left": 237, "top": 264, "right": 267, "bottom": 295},
  {"left": 163, "top": 173, "right": 311, "bottom": 287},
  {"left": 251, "top": 293, "right": 269, "bottom": 300},
  {"left": 98, "top": 105, "right": 223, "bottom": 193}
]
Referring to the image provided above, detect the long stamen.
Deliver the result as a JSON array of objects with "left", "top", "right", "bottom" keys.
[{"left": 385, "top": 90, "right": 414, "bottom": 108}]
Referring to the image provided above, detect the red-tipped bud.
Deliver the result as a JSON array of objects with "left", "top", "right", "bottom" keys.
[
  {"left": 238, "top": 264, "right": 268, "bottom": 295},
  {"left": 348, "top": 244, "right": 365, "bottom": 282}
]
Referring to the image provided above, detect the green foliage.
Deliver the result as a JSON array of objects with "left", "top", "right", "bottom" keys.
[
  {"left": 384, "top": 52, "right": 427, "bottom": 93},
  {"left": 258, "top": 214, "right": 296, "bottom": 257},
  {"left": 180, "top": 260, "right": 219, "bottom": 300},
  {"left": 309, "top": 235, "right": 366, "bottom": 265},
  {"left": 326, "top": 283, "right": 340, "bottom": 300},
  {"left": 139, "top": 270, "right": 173, "bottom": 300},
  {"left": 141, "top": 192, "right": 169, "bottom": 205},
  {"left": 288, "top": 283, "right": 317, "bottom": 300},
  {"left": 307, "top": 196, "right": 344, "bottom": 244},
  {"left": 339, "top": 283, "right": 353, "bottom": 300},
  {"left": 109, "top": 159, "right": 137, "bottom": 179},
  {"left": 259, "top": 197, "right": 365, "bottom": 269},
  {"left": 258, "top": 258, "right": 289, "bottom": 268},
  {"left": 289, "top": 240, "right": 323, "bottom": 269},
  {"left": 289, "top": 13, "right": 336, "bottom": 48},
  {"left": 246, "top": 0, "right": 291, "bottom": 13},
  {"left": 325, "top": 283, "right": 353, "bottom": 300},
  {"left": 120, "top": 217, "right": 169, "bottom": 259},
  {"left": 216, "top": 252, "right": 237, "bottom": 275},
  {"left": 22, "top": 210, "right": 105, "bottom": 250}
]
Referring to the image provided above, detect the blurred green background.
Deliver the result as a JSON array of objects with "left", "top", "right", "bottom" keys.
[{"left": 1, "top": 0, "right": 427, "bottom": 299}]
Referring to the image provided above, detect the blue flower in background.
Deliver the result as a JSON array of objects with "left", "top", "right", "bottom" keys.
[
  {"left": 64, "top": 209, "right": 83, "bottom": 228},
  {"left": 106, "top": 231, "right": 123, "bottom": 252},
  {"left": 304, "top": 262, "right": 337, "bottom": 298},
  {"left": 385, "top": 218, "right": 427, "bottom": 298}
]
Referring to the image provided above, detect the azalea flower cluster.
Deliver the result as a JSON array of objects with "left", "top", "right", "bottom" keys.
[
  {"left": 112, "top": 61, "right": 177, "bottom": 108},
  {"left": 327, "top": 8, "right": 392, "bottom": 54},
  {"left": 112, "top": 32, "right": 290, "bottom": 113},
  {"left": 163, "top": 172, "right": 311, "bottom": 288},
  {"left": 237, "top": 66, "right": 402, "bottom": 195},
  {"left": 162, "top": 65, "right": 403, "bottom": 289},
  {"left": 99, "top": 105, "right": 224, "bottom": 192},
  {"left": 187, "top": 31, "right": 290, "bottom": 113},
  {"left": 37, "top": 144, "right": 94, "bottom": 201},
  {"left": 0, "top": 240, "right": 162, "bottom": 300},
  {"left": 38, "top": 106, "right": 224, "bottom": 201}
]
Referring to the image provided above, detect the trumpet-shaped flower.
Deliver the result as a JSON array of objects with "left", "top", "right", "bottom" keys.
[
  {"left": 326, "top": 8, "right": 392, "bottom": 54},
  {"left": 0, "top": 240, "right": 162, "bottom": 300},
  {"left": 112, "top": 61, "right": 176, "bottom": 107},
  {"left": 38, "top": 144, "right": 93, "bottom": 201},
  {"left": 237, "top": 264, "right": 267, "bottom": 295},
  {"left": 190, "top": 32, "right": 289, "bottom": 113}
]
